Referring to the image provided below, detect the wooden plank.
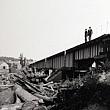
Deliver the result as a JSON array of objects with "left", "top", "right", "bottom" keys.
[{"left": 15, "top": 84, "right": 39, "bottom": 104}]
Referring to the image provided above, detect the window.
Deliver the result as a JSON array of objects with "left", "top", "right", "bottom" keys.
[{"left": 3, "top": 66, "right": 6, "bottom": 69}]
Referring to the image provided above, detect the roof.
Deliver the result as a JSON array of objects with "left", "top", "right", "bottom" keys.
[
  {"left": 30, "top": 34, "right": 110, "bottom": 66},
  {"left": 0, "top": 61, "right": 8, "bottom": 65},
  {"left": 29, "top": 58, "right": 45, "bottom": 66},
  {"left": 66, "top": 34, "right": 110, "bottom": 53},
  {"left": 47, "top": 51, "right": 64, "bottom": 59}
]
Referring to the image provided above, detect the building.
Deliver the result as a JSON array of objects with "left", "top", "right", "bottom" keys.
[{"left": 0, "top": 61, "right": 9, "bottom": 74}]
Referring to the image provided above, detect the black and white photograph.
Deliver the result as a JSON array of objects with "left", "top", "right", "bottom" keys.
[{"left": 0, "top": 0, "right": 110, "bottom": 110}]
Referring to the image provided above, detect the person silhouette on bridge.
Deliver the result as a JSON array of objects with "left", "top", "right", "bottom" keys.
[
  {"left": 88, "top": 27, "right": 93, "bottom": 41},
  {"left": 85, "top": 29, "right": 88, "bottom": 42}
]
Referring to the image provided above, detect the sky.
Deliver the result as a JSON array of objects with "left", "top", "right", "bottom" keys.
[{"left": 0, "top": 0, "right": 110, "bottom": 61}]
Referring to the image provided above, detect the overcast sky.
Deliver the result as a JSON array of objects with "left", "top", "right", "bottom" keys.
[{"left": 0, "top": 0, "right": 110, "bottom": 60}]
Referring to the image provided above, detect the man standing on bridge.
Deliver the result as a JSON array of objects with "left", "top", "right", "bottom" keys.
[{"left": 88, "top": 27, "right": 93, "bottom": 41}]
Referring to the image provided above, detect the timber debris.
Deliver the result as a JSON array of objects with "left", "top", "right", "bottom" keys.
[{"left": 0, "top": 62, "right": 110, "bottom": 110}]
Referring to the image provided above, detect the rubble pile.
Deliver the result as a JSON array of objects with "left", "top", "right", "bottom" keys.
[
  {"left": 1, "top": 66, "right": 110, "bottom": 110},
  {"left": 0, "top": 68, "right": 58, "bottom": 110},
  {"left": 51, "top": 70, "right": 110, "bottom": 110}
]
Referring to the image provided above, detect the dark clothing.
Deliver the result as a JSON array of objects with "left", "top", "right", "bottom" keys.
[
  {"left": 85, "top": 30, "right": 88, "bottom": 42},
  {"left": 88, "top": 34, "right": 91, "bottom": 41},
  {"left": 88, "top": 29, "right": 93, "bottom": 41}
]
